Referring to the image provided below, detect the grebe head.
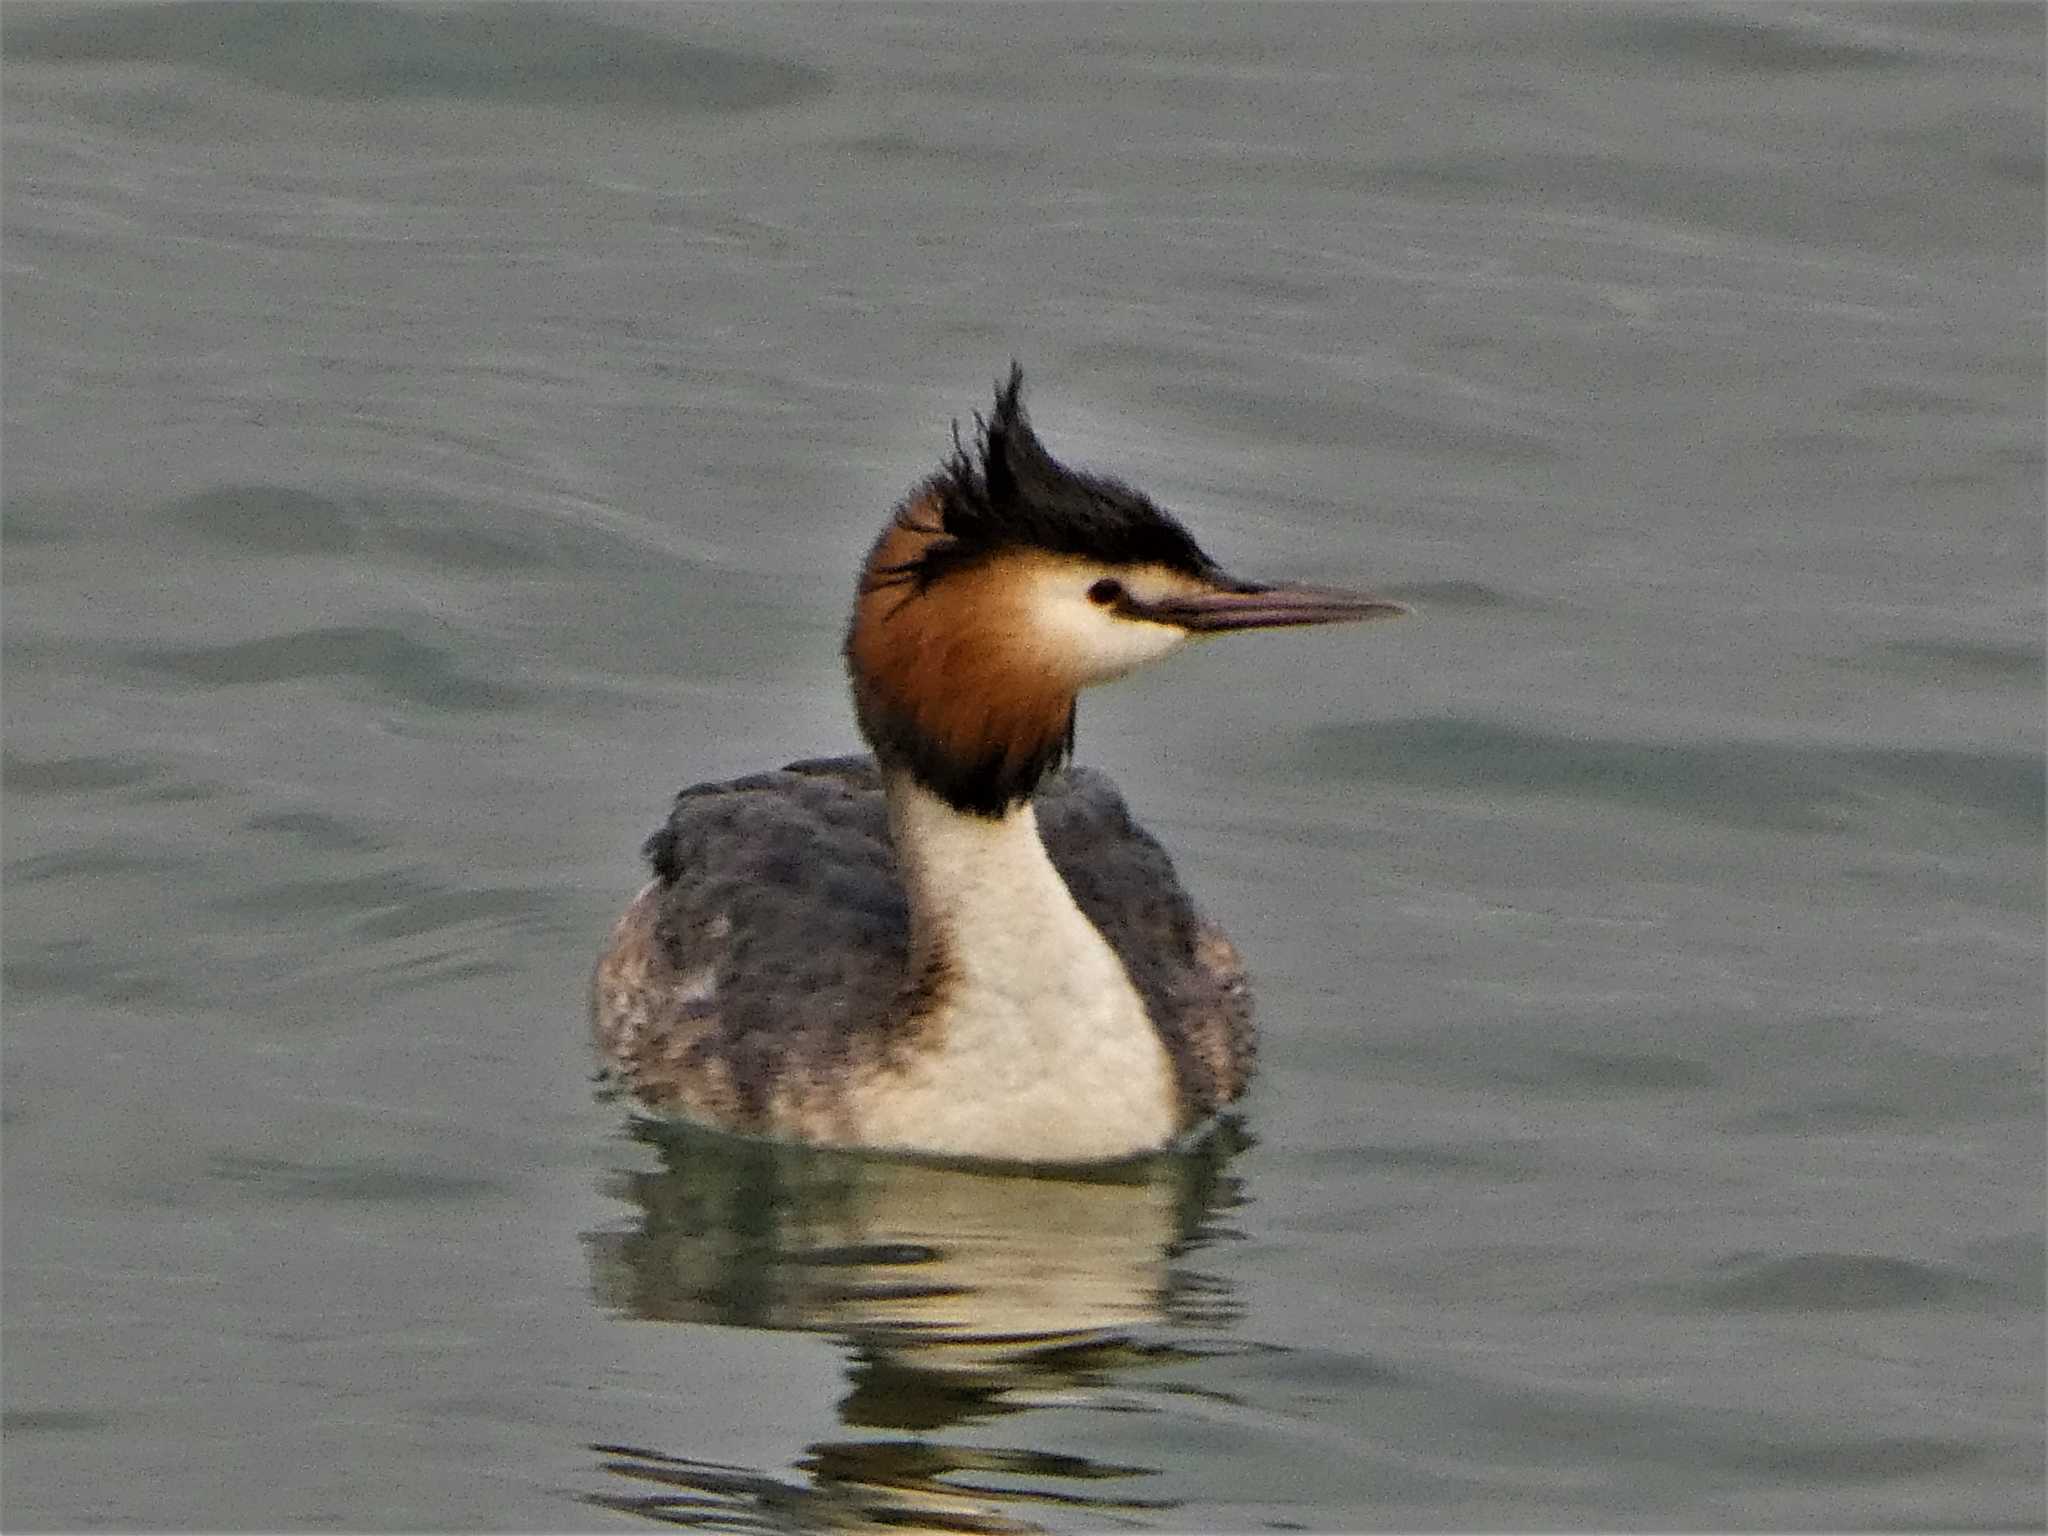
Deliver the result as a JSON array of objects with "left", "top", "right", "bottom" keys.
[{"left": 846, "top": 365, "right": 1407, "bottom": 816}]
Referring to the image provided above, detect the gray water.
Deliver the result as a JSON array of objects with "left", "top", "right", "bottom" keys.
[{"left": 3, "top": 4, "right": 2043, "bottom": 1530}]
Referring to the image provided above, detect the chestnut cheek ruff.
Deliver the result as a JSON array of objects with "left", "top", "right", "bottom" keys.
[{"left": 848, "top": 520, "right": 1078, "bottom": 818}]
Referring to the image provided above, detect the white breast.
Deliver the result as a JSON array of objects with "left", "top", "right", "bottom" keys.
[{"left": 844, "top": 776, "right": 1181, "bottom": 1160}]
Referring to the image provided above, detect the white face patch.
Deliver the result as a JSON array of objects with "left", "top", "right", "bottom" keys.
[{"left": 1018, "top": 561, "right": 1200, "bottom": 686}]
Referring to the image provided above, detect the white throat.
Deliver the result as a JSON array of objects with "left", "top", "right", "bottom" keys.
[{"left": 847, "top": 772, "right": 1180, "bottom": 1160}]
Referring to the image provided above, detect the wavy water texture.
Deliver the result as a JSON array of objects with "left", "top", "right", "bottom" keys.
[
  {"left": 1680, "top": 1252, "right": 2017, "bottom": 1314},
  {"left": 1306, "top": 717, "right": 2045, "bottom": 835},
  {"left": 162, "top": 484, "right": 630, "bottom": 572},
  {"left": 112, "top": 625, "right": 532, "bottom": 711},
  {"left": 2, "top": 2, "right": 830, "bottom": 115},
  {"left": 3, "top": 4, "right": 2039, "bottom": 1529}
]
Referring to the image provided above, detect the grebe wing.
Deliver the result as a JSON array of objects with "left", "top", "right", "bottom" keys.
[{"left": 594, "top": 756, "right": 909, "bottom": 1126}]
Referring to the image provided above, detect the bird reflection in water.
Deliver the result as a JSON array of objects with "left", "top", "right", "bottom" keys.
[{"left": 581, "top": 1115, "right": 1252, "bottom": 1530}]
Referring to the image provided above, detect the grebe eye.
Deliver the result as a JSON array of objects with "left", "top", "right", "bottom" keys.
[{"left": 1087, "top": 578, "right": 1124, "bottom": 606}]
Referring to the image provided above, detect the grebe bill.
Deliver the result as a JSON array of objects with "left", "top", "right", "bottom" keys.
[{"left": 593, "top": 368, "right": 1405, "bottom": 1162}]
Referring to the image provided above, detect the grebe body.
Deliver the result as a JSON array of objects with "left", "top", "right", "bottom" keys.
[{"left": 593, "top": 370, "right": 1403, "bottom": 1161}]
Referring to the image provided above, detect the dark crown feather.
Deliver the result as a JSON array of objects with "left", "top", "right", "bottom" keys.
[{"left": 898, "top": 364, "right": 1221, "bottom": 589}]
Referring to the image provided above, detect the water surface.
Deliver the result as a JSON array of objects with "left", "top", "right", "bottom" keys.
[{"left": 3, "top": 3, "right": 2042, "bottom": 1529}]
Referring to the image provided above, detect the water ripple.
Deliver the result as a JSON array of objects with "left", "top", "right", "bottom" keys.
[
  {"left": 205, "top": 1152, "right": 509, "bottom": 1206},
  {"left": 1583, "top": 12, "right": 1923, "bottom": 74},
  {"left": 2, "top": 3, "right": 831, "bottom": 116},
  {"left": 114, "top": 625, "right": 530, "bottom": 711},
  {"left": 165, "top": 484, "right": 591, "bottom": 571},
  {"left": 1306, "top": 717, "right": 2045, "bottom": 834},
  {"left": 1681, "top": 1251, "right": 2016, "bottom": 1313},
  {"left": 1863, "top": 639, "right": 2046, "bottom": 688},
  {"left": 210, "top": 865, "right": 561, "bottom": 943},
  {"left": 0, "top": 751, "right": 160, "bottom": 796}
]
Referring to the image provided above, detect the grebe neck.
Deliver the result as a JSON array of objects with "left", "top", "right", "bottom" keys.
[
  {"left": 884, "top": 770, "right": 1078, "bottom": 994},
  {"left": 861, "top": 769, "right": 1180, "bottom": 1160}
]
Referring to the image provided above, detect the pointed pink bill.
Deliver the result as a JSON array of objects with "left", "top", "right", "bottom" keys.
[{"left": 1131, "top": 581, "right": 1409, "bottom": 633}]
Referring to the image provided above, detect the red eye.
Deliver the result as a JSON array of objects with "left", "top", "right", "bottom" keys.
[{"left": 1087, "top": 578, "right": 1124, "bottom": 606}]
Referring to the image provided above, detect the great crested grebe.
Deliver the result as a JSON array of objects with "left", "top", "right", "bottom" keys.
[{"left": 593, "top": 368, "right": 1406, "bottom": 1162}]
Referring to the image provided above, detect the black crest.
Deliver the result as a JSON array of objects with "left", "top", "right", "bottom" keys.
[{"left": 903, "top": 364, "right": 1221, "bottom": 589}]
